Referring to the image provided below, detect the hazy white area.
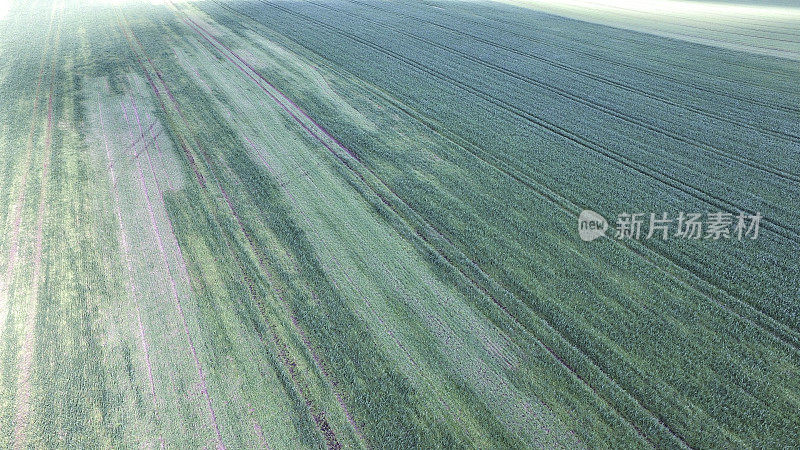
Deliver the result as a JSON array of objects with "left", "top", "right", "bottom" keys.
[
  {"left": 0, "top": 0, "right": 11, "bottom": 21},
  {"left": 502, "top": 0, "right": 800, "bottom": 17},
  {"left": 492, "top": 0, "right": 800, "bottom": 59}
]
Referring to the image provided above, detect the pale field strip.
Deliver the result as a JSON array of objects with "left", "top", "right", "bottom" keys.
[
  {"left": 170, "top": 35, "right": 386, "bottom": 450},
  {"left": 492, "top": 0, "right": 800, "bottom": 59},
  {"left": 90, "top": 74, "right": 211, "bottom": 446},
  {"left": 176, "top": 42, "right": 371, "bottom": 448},
  {"left": 92, "top": 79, "right": 164, "bottom": 447}
]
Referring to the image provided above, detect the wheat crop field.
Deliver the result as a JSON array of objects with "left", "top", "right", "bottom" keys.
[{"left": 0, "top": 0, "right": 798, "bottom": 447}]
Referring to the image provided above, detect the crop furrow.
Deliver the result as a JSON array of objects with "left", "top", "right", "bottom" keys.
[{"left": 115, "top": 13, "right": 206, "bottom": 188}]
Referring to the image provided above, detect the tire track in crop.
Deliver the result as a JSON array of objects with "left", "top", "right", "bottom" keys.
[
  {"left": 176, "top": 6, "right": 686, "bottom": 446},
  {"left": 12, "top": 8, "right": 61, "bottom": 446},
  {"left": 115, "top": 14, "right": 206, "bottom": 189},
  {"left": 99, "top": 96, "right": 164, "bottom": 447},
  {"left": 254, "top": 0, "right": 800, "bottom": 246},
  {"left": 415, "top": 0, "right": 800, "bottom": 110},
  {"left": 301, "top": 0, "right": 800, "bottom": 183},
  {"left": 135, "top": 76, "right": 338, "bottom": 448},
  {"left": 0, "top": 5, "right": 57, "bottom": 344},
  {"left": 126, "top": 85, "right": 225, "bottom": 449},
  {"left": 215, "top": 160, "right": 355, "bottom": 450},
  {"left": 339, "top": 0, "right": 800, "bottom": 144}
]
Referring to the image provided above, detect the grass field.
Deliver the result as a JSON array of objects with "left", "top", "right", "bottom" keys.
[{"left": 1, "top": 0, "right": 798, "bottom": 447}]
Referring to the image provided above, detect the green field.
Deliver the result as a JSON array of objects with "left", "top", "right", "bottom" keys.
[{"left": 1, "top": 0, "right": 798, "bottom": 447}]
